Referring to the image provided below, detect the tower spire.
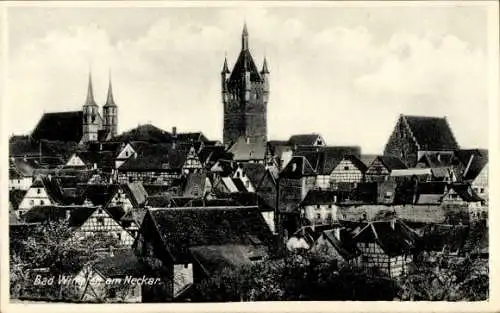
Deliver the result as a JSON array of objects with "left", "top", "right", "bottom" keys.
[
  {"left": 84, "top": 71, "right": 97, "bottom": 106},
  {"left": 221, "top": 56, "right": 230, "bottom": 74},
  {"left": 242, "top": 22, "right": 249, "bottom": 51},
  {"left": 105, "top": 69, "right": 116, "bottom": 106},
  {"left": 261, "top": 57, "right": 270, "bottom": 74}
]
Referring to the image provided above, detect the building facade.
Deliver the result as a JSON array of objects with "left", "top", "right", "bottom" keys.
[{"left": 222, "top": 24, "right": 269, "bottom": 146}]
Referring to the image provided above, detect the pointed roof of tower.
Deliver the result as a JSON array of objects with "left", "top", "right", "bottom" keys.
[
  {"left": 222, "top": 57, "right": 230, "bottom": 74},
  {"left": 84, "top": 72, "right": 97, "bottom": 107},
  {"left": 242, "top": 22, "right": 248, "bottom": 36},
  {"left": 104, "top": 72, "right": 116, "bottom": 107},
  {"left": 229, "top": 23, "right": 262, "bottom": 85},
  {"left": 261, "top": 57, "right": 269, "bottom": 74}
]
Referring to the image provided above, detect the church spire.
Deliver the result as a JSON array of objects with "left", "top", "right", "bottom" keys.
[
  {"left": 221, "top": 56, "right": 230, "bottom": 74},
  {"left": 261, "top": 57, "right": 270, "bottom": 74},
  {"left": 105, "top": 70, "right": 116, "bottom": 107},
  {"left": 242, "top": 22, "right": 249, "bottom": 51},
  {"left": 84, "top": 71, "right": 97, "bottom": 106}
]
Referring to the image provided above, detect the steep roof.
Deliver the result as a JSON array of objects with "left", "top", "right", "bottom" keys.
[
  {"left": 142, "top": 207, "right": 275, "bottom": 263},
  {"left": 353, "top": 219, "right": 420, "bottom": 257},
  {"left": 22, "top": 205, "right": 97, "bottom": 227},
  {"left": 228, "top": 50, "right": 263, "bottom": 86},
  {"left": 31, "top": 111, "right": 84, "bottom": 143},
  {"left": 9, "top": 190, "right": 26, "bottom": 211},
  {"left": 360, "top": 154, "right": 378, "bottom": 168},
  {"left": 402, "top": 115, "right": 459, "bottom": 151},
  {"left": 301, "top": 190, "right": 338, "bottom": 206},
  {"left": 321, "top": 229, "right": 361, "bottom": 260},
  {"left": 241, "top": 163, "right": 267, "bottom": 187},
  {"left": 182, "top": 172, "right": 208, "bottom": 198},
  {"left": 280, "top": 155, "right": 317, "bottom": 179},
  {"left": 376, "top": 156, "right": 407, "bottom": 171},
  {"left": 455, "top": 149, "right": 488, "bottom": 181},
  {"left": 288, "top": 134, "right": 324, "bottom": 147},
  {"left": 199, "top": 146, "right": 231, "bottom": 166},
  {"left": 93, "top": 249, "right": 150, "bottom": 278},
  {"left": 105, "top": 182, "right": 149, "bottom": 208},
  {"left": 119, "top": 143, "right": 188, "bottom": 171},
  {"left": 175, "top": 132, "right": 209, "bottom": 143},
  {"left": 228, "top": 137, "right": 266, "bottom": 161},
  {"left": 449, "top": 183, "right": 484, "bottom": 202}
]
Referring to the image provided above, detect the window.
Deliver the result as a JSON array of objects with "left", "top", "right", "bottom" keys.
[
  {"left": 344, "top": 166, "right": 349, "bottom": 171},
  {"left": 184, "top": 264, "right": 189, "bottom": 269},
  {"left": 40, "top": 200, "right": 44, "bottom": 205},
  {"left": 125, "top": 151, "right": 129, "bottom": 157},
  {"left": 480, "top": 188, "right": 485, "bottom": 193},
  {"left": 30, "top": 200, "right": 34, "bottom": 205},
  {"left": 37, "top": 188, "right": 41, "bottom": 194},
  {"left": 117, "top": 233, "right": 121, "bottom": 240},
  {"left": 98, "top": 209, "right": 103, "bottom": 214},
  {"left": 317, "top": 204, "right": 321, "bottom": 209},
  {"left": 97, "top": 217, "right": 105, "bottom": 226},
  {"left": 316, "top": 213, "right": 321, "bottom": 220}
]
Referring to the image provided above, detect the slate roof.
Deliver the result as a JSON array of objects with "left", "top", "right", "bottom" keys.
[
  {"left": 295, "top": 147, "right": 362, "bottom": 175},
  {"left": 402, "top": 115, "right": 459, "bottom": 151},
  {"left": 228, "top": 137, "right": 266, "bottom": 161},
  {"left": 141, "top": 207, "right": 275, "bottom": 263},
  {"left": 280, "top": 156, "right": 317, "bottom": 179},
  {"left": 353, "top": 219, "right": 420, "bottom": 257},
  {"left": 228, "top": 50, "right": 263, "bottom": 86},
  {"left": 288, "top": 134, "right": 324, "bottom": 147},
  {"left": 93, "top": 249, "right": 151, "bottom": 278},
  {"left": 210, "top": 159, "right": 236, "bottom": 176},
  {"left": 83, "top": 184, "right": 116, "bottom": 206},
  {"left": 31, "top": 111, "right": 84, "bottom": 143},
  {"left": 301, "top": 190, "right": 338, "bottom": 206},
  {"left": 360, "top": 154, "right": 378, "bottom": 168}
]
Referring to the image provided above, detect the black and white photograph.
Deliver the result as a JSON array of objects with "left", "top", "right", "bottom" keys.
[{"left": 2, "top": 0, "right": 498, "bottom": 309}]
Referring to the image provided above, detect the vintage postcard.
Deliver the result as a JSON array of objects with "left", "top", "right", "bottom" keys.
[{"left": 1, "top": 1, "right": 499, "bottom": 312}]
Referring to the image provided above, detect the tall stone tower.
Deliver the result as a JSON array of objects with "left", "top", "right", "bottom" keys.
[
  {"left": 82, "top": 72, "right": 101, "bottom": 143},
  {"left": 222, "top": 23, "right": 269, "bottom": 146},
  {"left": 103, "top": 73, "right": 118, "bottom": 138}
]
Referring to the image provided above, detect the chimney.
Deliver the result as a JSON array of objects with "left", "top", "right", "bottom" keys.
[
  {"left": 109, "top": 245, "right": 114, "bottom": 257},
  {"left": 172, "top": 126, "right": 177, "bottom": 137}
]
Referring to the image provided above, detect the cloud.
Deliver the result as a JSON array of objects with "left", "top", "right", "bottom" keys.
[{"left": 7, "top": 7, "right": 489, "bottom": 153}]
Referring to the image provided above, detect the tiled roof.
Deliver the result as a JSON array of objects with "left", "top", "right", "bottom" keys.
[
  {"left": 9, "top": 190, "right": 26, "bottom": 211},
  {"left": 288, "top": 134, "right": 323, "bottom": 147},
  {"left": 321, "top": 229, "right": 361, "bottom": 260},
  {"left": 280, "top": 156, "right": 317, "bottom": 178},
  {"left": 359, "top": 154, "right": 378, "bottom": 168},
  {"left": 104, "top": 182, "right": 149, "bottom": 208},
  {"left": 22, "top": 205, "right": 97, "bottom": 227},
  {"left": 295, "top": 147, "right": 362, "bottom": 175},
  {"left": 455, "top": 149, "right": 488, "bottom": 181},
  {"left": 31, "top": 111, "right": 84, "bottom": 143},
  {"left": 83, "top": 184, "right": 116, "bottom": 206},
  {"left": 93, "top": 249, "right": 151, "bottom": 278},
  {"left": 142, "top": 207, "right": 275, "bottom": 263},
  {"left": 182, "top": 172, "right": 207, "bottom": 198},
  {"left": 449, "top": 183, "right": 484, "bottom": 202},
  {"left": 241, "top": 163, "right": 267, "bottom": 187},
  {"left": 377, "top": 156, "right": 407, "bottom": 171},
  {"left": 190, "top": 244, "right": 268, "bottom": 276},
  {"left": 402, "top": 115, "right": 459, "bottom": 151},
  {"left": 199, "top": 146, "right": 231, "bottom": 166},
  {"left": 301, "top": 189, "right": 338, "bottom": 206},
  {"left": 353, "top": 219, "right": 420, "bottom": 257},
  {"left": 119, "top": 143, "right": 188, "bottom": 171},
  {"left": 175, "top": 132, "right": 209, "bottom": 143},
  {"left": 228, "top": 137, "right": 266, "bottom": 161}
]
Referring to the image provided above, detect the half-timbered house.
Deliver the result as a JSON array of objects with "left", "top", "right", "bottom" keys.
[
  {"left": 329, "top": 155, "right": 367, "bottom": 189},
  {"left": 353, "top": 218, "right": 419, "bottom": 278},
  {"left": 300, "top": 189, "right": 339, "bottom": 226},
  {"left": 133, "top": 207, "right": 274, "bottom": 301},
  {"left": 9, "top": 158, "right": 33, "bottom": 191},
  {"left": 181, "top": 146, "right": 203, "bottom": 174},
  {"left": 365, "top": 156, "right": 407, "bottom": 183},
  {"left": 442, "top": 183, "right": 486, "bottom": 220},
  {"left": 17, "top": 177, "right": 63, "bottom": 217},
  {"left": 311, "top": 228, "right": 361, "bottom": 267}
]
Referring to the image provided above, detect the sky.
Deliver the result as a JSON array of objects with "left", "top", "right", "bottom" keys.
[{"left": 5, "top": 3, "right": 492, "bottom": 154}]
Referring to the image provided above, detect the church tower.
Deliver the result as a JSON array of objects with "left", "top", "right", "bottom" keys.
[
  {"left": 222, "top": 23, "right": 269, "bottom": 146},
  {"left": 103, "top": 72, "right": 118, "bottom": 138},
  {"left": 82, "top": 72, "right": 101, "bottom": 143}
]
